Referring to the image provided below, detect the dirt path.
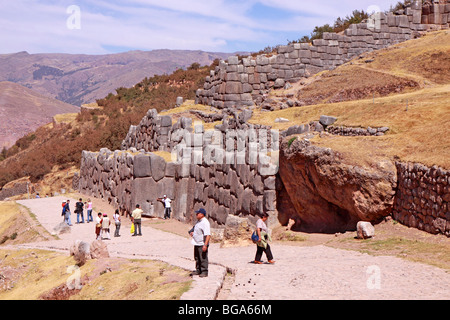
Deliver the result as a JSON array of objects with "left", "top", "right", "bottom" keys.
[{"left": 13, "top": 196, "right": 450, "bottom": 300}]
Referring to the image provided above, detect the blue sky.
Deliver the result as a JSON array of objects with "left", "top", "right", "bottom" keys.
[{"left": 0, "top": 0, "right": 400, "bottom": 55}]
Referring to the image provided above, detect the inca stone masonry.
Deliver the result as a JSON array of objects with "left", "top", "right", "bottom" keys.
[{"left": 77, "top": 1, "right": 450, "bottom": 236}]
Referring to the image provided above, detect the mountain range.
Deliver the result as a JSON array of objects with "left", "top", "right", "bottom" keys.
[
  {"left": 0, "top": 81, "right": 80, "bottom": 149},
  {"left": 0, "top": 49, "right": 233, "bottom": 149},
  {"left": 0, "top": 49, "right": 231, "bottom": 106}
]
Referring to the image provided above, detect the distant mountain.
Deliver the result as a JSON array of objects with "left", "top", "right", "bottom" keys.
[
  {"left": 0, "top": 50, "right": 232, "bottom": 106},
  {"left": 0, "top": 81, "right": 79, "bottom": 149}
]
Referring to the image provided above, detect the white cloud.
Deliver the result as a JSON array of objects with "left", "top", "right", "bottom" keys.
[{"left": 0, "top": 0, "right": 401, "bottom": 54}]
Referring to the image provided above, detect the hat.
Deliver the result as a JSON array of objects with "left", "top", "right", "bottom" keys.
[
  {"left": 163, "top": 195, "right": 167, "bottom": 197},
  {"left": 195, "top": 208, "right": 207, "bottom": 215},
  {"left": 103, "top": 213, "right": 108, "bottom": 217}
]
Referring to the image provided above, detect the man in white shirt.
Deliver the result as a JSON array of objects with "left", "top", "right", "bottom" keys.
[
  {"left": 189, "top": 208, "right": 211, "bottom": 277},
  {"left": 158, "top": 195, "right": 172, "bottom": 219}
]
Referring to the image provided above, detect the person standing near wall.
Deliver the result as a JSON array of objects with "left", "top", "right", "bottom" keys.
[
  {"left": 101, "top": 213, "right": 111, "bottom": 240},
  {"left": 113, "top": 209, "right": 121, "bottom": 237},
  {"left": 157, "top": 195, "right": 172, "bottom": 219},
  {"left": 189, "top": 208, "right": 211, "bottom": 277},
  {"left": 75, "top": 198, "right": 85, "bottom": 224},
  {"left": 86, "top": 199, "right": 93, "bottom": 223},
  {"left": 63, "top": 200, "right": 72, "bottom": 226},
  {"left": 95, "top": 212, "right": 103, "bottom": 240},
  {"left": 131, "top": 204, "right": 143, "bottom": 236}
]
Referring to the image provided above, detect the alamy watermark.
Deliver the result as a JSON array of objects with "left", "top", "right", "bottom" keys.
[
  {"left": 169, "top": 124, "right": 280, "bottom": 176},
  {"left": 66, "top": 265, "right": 82, "bottom": 290},
  {"left": 367, "top": 5, "right": 383, "bottom": 31},
  {"left": 366, "top": 265, "right": 381, "bottom": 290},
  {"left": 66, "top": 5, "right": 81, "bottom": 30}
]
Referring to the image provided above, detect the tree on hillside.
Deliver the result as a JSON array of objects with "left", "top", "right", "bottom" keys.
[{"left": 288, "top": 9, "right": 369, "bottom": 44}]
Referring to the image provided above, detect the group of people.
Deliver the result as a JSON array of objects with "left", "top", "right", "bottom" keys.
[
  {"left": 61, "top": 198, "right": 121, "bottom": 240},
  {"left": 95, "top": 209, "right": 122, "bottom": 240},
  {"left": 61, "top": 198, "right": 93, "bottom": 226},
  {"left": 60, "top": 195, "right": 274, "bottom": 279}
]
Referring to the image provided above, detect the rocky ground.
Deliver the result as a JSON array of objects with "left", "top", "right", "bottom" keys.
[{"left": 3, "top": 195, "right": 449, "bottom": 300}]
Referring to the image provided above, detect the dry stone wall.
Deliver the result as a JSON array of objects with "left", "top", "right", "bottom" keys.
[
  {"left": 80, "top": 111, "right": 280, "bottom": 227},
  {"left": 392, "top": 162, "right": 450, "bottom": 236},
  {"left": 195, "top": 1, "right": 450, "bottom": 111},
  {"left": 79, "top": 1, "right": 450, "bottom": 235}
]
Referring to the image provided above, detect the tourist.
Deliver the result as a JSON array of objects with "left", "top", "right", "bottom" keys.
[
  {"left": 75, "top": 198, "right": 85, "bottom": 224},
  {"left": 131, "top": 204, "right": 143, "bottom": 236},
  {"left": 157, "top": 195, "right": 172, "bottom": 219},
  {"left": 189, "top": 208, "right": 211, "bottom": 277},
  {"left": 63, "top": 200, "right": 72, "bottom": 226},
  {"left": 113, "top": 209, "right": 121, "bottom": 237},
  {"left": 101, "top": 213, "right": 111, "bottom": 240},
  {"left": 253, "top": 213, "right": 275, "bottom": 264},
  {"left": 95, "top": 212, "right": 103, "bottom": 240},
  {"left": 86, "top": 198, "right": 93, "bottom": 223}
]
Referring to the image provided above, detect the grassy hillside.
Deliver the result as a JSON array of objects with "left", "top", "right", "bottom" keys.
[
  {"left": 0, "top": 248, "right": 191, "bottom": 300},
  {"left": 0, "top": 65, "right": 214, "bottom": 188},
  {"left": 1, "top": 30, "right": 449, "bottom": 192},
  {"left": 250, "top": 30, "right": 450, "bottom": 169}
]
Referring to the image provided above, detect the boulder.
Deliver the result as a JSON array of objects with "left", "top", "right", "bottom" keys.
[
  {"left": 356, "top": 221, "right": 375, "bottom": 239},
  {"left": 70, "top": 240, "right": 91, "bottom": 266},
  {"left": 278, "top": 137, "right": 397, "bottom": 233},
  {"left": 274, "top": 78, "right": 285, "bottom": 88},
  {"left": 51, "top": 221, "right": 71, "bottom": 236},
  {"left": 90, "top": 240, "right": 110, "bottom": 259},
  {"left": 221, "top": 215, "right": 252, "bottom": 247},
  {"left": 319, "top": 115, "right": 337, "bottom": 126},
  {"left": 275, "top": 117, "right": 290, "bottom": 123}
]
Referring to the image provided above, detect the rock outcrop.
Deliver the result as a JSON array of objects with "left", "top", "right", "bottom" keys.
[{"left": 278, "top": 136, "right": 397, "bottom": 233}]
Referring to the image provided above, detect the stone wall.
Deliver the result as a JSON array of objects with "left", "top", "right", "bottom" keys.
[
  {"left": 0, "top": 178, "right": 34, "bottom": 201},
  {"left": 279, "top": 115, "right": 389, "bottom": 138},
  {"left": 195, "top": 1, "right": 449, "bottom": 111},
  {"left": 80, "top": 111, "right": 280, "bottom": 228},
  {"left": 392, "top": 162, "right": 450, "bottom": 236}
]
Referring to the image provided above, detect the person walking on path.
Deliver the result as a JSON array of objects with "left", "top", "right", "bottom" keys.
[
  {"left": 63, "top": 200, "right": 72, "bottom": 226},
  {"left": 157, "top": 195, "right": 172, "bottom": 219},
  {"left": 131, "top": 204, "right": 143, "bottom": 236},
  {"left": 253, "top": 213, "right": 275, "bottom": 264},
  {"left": 95, "top": 212, "right": 103, "bottom": 240},
  {"left": 86, "top": 199, "right": 93, "bottom": 223},
  {"left": 75, "top": 198, "right": 85, "bottom": 224},
  {"left": 113, "top": 209, "right": 121, "bottom": 237},
  {"left": 101, "top": 213, "right": 111, "bottom": 240},
  {"left": 189, "top": 208, "right": 211, "bottom": 277}
]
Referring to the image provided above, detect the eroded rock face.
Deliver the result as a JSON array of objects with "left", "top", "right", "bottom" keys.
[{"left": 278, "top": 137, "right": 397, "bottom": 233}]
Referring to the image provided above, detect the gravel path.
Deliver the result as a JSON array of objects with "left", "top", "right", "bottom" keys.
[{"left": 14, "top": 196, "right": 450, "bottom": 300}]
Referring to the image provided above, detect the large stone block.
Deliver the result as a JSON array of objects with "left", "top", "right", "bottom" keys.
[
  {"left": 149, "top": 153, "right": 166, "bottom": 181},
  {"left": 133, "top": 153, "right": 151, "bottom": 178},
  {"left": 132, "top": 177, "right": 158, "bottom": 214},
  {"left": 160, "top": 115, "right": 172, "bottom": 127},
  {"left": 225, "top": 82, "right": 243, "bottom": 94},
  {"left": 264, "top": 190, "right": 277, "bottom": 211}
]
